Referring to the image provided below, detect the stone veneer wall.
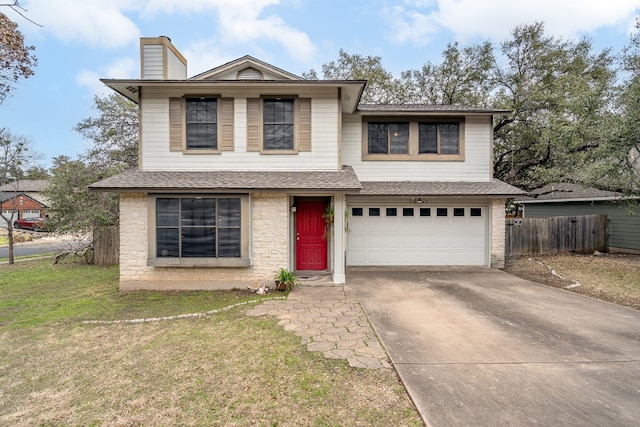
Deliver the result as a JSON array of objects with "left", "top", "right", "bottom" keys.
[
  {"left": 490, "top": 198, "right": 506, "bottom": 268},
  {"left": 119, "top": 192, "right": 289, "bottom": 291}
]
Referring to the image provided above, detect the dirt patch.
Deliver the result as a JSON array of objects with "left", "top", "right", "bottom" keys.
[{"left": 504, "top": 253, "right": 640, "bottom": 310}]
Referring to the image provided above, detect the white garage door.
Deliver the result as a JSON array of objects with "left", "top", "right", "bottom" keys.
[{"left": 347, "top": 205, "right": 487, "bottom": 266}]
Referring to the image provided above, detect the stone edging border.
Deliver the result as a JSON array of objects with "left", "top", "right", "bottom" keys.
[
  {"left": 527, "top": 257, "right": 582, "bottom": 289},
  {"left": 81, "top": 296, "right": 287, "bottom": 325}
]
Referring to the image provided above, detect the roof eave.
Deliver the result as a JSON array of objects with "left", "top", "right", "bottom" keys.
[{"left": 100, "top": 79, "right": 367, "bottom": 111}]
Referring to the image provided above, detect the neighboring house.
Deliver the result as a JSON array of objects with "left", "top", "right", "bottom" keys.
[
  {"left": 0, "top": 192, "right": 48, "bottom": 228},
  {"left": 516, "top": 182, "right": 640, "bottom": 252},
  {"left": 90, "top": 36, "right": 523, "bottom": 291},
  {"left": 0, "top": 180, "right": 51, "bottom": 207}
]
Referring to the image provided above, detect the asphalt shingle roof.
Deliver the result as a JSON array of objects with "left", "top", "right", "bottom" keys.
[
  {"left": 357, "top": 104, "right": 510, "bottom": 114},
  {"left": 89, "top": 167, "right": 362, "bottom": 192},
  {"left": 0, "top": 180, "right": 49, "bottom": 192},
  {"left": 354, "top": 180, "right": 524, "bottom": 196},
  {"left": 517, "top": 182, "right": 622, "bottom": 202}
]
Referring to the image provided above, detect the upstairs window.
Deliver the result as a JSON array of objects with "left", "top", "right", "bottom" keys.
[
  {"left": 169, "top": 96, "right": 234, "bottom": 153},
  {"left": 419, "top": 123, "right": 459, "bottom": 155},
  {"left": 263, "top": 99, "right": 294, "bottom": 150},
  {"left": 186, "top": 98, "right": 217, "bottom": 150},
  {"left": 362, "top": 118, "right": 464, "bottom": 161},
  {"left": 246, "top": 97, "right": 312, "bottom": 154},
  {"left": 367, "top": 123, "right": 409, "bottom": 154}
]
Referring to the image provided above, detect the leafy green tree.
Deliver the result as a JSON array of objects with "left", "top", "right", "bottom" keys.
[
  {"left": 44, "top": 155, "right": 119, "bottom": 233},
  {"left": 46, "top": 93, "right": 138, "bottom": 236},
  {"left": 0, "top": 10, "right": 37, "bottom": 105},
  {"left": 491, "top": 22, "right": 617, "bottom": 190},
  {"left": 74, "top": 93, "right": 139, "bottom": 170},
  {"left": 400, "top": 41, "right": 495, "bottom": 106},
  {"left": 597, "top": 19, "right": 640, "bottom": 196},
  {"left": 304, "top": 49, "right": 406, "bottom": 103}
]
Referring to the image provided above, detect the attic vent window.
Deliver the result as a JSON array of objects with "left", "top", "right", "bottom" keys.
[{"left": 237, "top": 67, "right": 264, "bottom": 80}]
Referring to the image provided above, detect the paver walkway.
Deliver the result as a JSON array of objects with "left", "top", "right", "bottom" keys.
[{"left": 246, "top": 283, "right": 390, "bottom": 369}]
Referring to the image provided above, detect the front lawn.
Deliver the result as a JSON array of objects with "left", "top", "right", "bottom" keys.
[{"left": 0, "top": 260, "right": 422, "bottom": 426}]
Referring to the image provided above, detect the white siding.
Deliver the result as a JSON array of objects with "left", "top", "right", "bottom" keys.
[
  {"left": 342, "top": 114, "right": 493, "bottom": 181},
  {"left": 143, "top": 45, "right": 164, "bottom": 79},
  {"left": 140, "top": 90, "right": 341, "bottom": 171},
  {"left": 166, "top": 50, "right": 186, "bottom": 79}
]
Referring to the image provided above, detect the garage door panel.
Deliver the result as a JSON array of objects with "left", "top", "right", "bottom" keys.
[{"left": 347, "top": 204, "right": 487, "bottom": 266}]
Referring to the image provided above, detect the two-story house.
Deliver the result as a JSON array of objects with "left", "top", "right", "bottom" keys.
[{"left": 90, "top": 36, "right": 523, "bottom": 291}]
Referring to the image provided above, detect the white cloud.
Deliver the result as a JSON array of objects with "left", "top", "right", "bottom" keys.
[
  {"left": 24, "top": 0, "right": 140, "bottom": 48},
  {"left": 76, "top": 57, "right": 137, "bottom": 95},
  {"left": 382, "top": 6, "right": 438, "bottom": 45},
  {"left": 386, "top": 0, "right": 640, "bottom": 44},
  {"left": 182, "top": 41, "right": 237, "bottom": 77},
  {"left": 21, "top": 0, "right": 315, "bottom": 63}
]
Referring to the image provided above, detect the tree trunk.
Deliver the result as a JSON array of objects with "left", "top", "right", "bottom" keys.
[{"left": 7, "top": 225, "right": 14, "bottom": 264}]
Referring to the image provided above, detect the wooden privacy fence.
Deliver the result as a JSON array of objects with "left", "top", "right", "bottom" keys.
[
  {"left": 505, "top": 214, "right": 607, "bottom": 256},
  {"left": 94, "top": 226, "right": 119, "bottom": 266}
]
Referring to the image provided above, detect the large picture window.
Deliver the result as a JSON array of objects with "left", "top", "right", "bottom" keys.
[
  {"left": 263, "top": 99, "right": 294, "bottom": 150},
  {"left": 186, "top": 98, "right": 217, "bottom": 150},
  {"left": 156, "top": 197, "right": 241, "bottom": 259}
]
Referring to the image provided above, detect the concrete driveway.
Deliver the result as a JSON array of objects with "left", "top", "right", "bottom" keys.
[{"left": 345, "top": 267, "right": 640, "bottom": 427}]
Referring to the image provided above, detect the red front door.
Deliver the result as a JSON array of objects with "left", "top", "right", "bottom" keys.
[{"left": 296, "top": 200, "right": 328, "bottom": 271}]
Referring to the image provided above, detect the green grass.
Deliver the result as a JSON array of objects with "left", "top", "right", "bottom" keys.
[
  {"left": 1, "top": 259, "right": 277, "bottom": 330},
  {"left": 0, "top": 235, "right": 8, "bottom": 245},
  {"left": 0, "top": 259, "right": 423, "bottom": 426}
]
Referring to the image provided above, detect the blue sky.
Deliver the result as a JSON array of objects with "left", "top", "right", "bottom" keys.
[{"left": 2, "top": 0, "right": 640, "bottom": 168}]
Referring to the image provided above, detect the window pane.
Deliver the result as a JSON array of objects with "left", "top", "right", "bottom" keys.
[
  {"left": 264, "top": 99, "right": 294, "bottom": 150},
  {"left": 403, "top": 208, "right": 414, "bottom": 216},
  {"left": 264, "top": 124, "right": 294, "bottom": 150},
  {"left": 367, "top": 123, "right": 388, "bottom": 154},
  {"left": 418, "top": 123, "right": 438, "bottom": 154},
  {"left": 386, "top": 207, "right": 397, "bottom": 217},
  {"left": 186, "top": 123, "right": 217, "bottom": 150},
  {"left": 389, "top": 123, "right": 409, "bottom": 154},
  {"left": 218, "top": 198, "right": 241, "bottom": 227},
  {"left": 470, "top": 208, "right": 482, "bottom": 217},
  {"left": 440, "top": 123, "right": 459, "bottom": 154},
  {"left": 182, "top": 227, "right": 216, "bottom": 257},
  {"left": 454, "top": 208, "right": 465, "bottom": 217},
  {"left": 157, "top": 228, "right": 179, "bottom": 257},
  {"left": 157, "top": 198, "right": 179, "bottom": 226},
  {"left": 186, "top": 99, "right": 217, "bottom": 150},
  {"left": 437, "top": 208, "right": 448, "bottom": 217},
  {"left": 369, "top": 207, "right": 380, "bottom": 217},
  {"left": 181, "top": 198, "right": 216, "bottom": 226},
  {"left": 419, "top": 207, "right": 431, "bottom": 217},
  {"left": 351, "top": 207, "right": 363, "bottom": 217},
  {"left": 218, "top": 228, "right": 241, "bottom": 257}
]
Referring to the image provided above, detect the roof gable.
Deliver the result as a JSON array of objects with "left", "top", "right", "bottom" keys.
[
  {"left": 0, "top": 191, "right": 48, "bottom": 207},
  {"left": 190, "top": 55, "right": 302, "bottom": 81}
]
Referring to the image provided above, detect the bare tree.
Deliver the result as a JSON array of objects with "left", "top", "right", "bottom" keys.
[{"left": 0, "top": 128, "right": 39, "bottom": 264}]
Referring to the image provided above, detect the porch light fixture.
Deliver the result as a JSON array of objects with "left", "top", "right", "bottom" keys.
[{"left": 411, "top": 197, "right": 425, "bottom": 204}]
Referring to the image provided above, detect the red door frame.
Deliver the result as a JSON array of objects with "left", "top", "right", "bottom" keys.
[{"left": 295, "top": 199, "right": 328, "bottom": 271}]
